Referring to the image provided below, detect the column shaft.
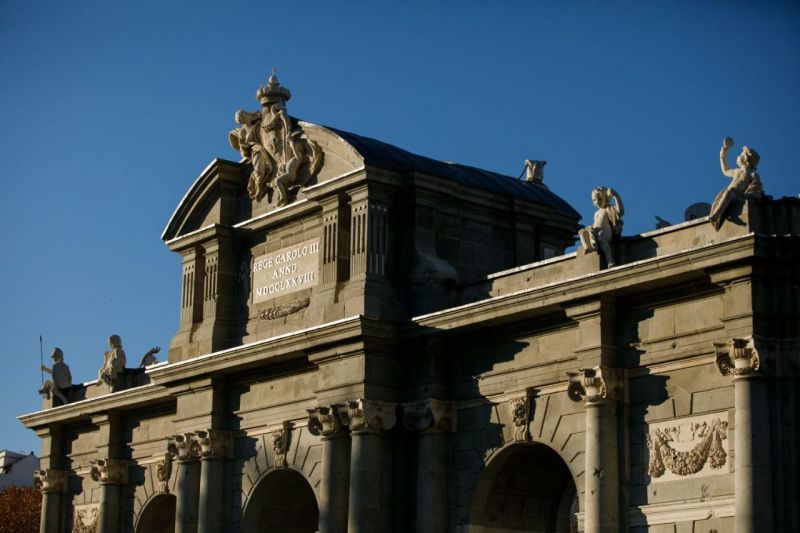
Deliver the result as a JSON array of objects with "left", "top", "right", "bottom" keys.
[
  {"left": 584, "top": 402, "right": 619, "bottom": 533},
  {"left": 97, "top": 483, "right": 121, "bottom": 533},
  {"left": 347, "top": 431, "right": 382, "bottom": 533},
  {"left": 198, "top": 457, "right": 223, "bottom": 533},
  {"left": 39, "top": 491, "right": 62, "bottom": 533},
  {"left": 734, "top": 376, "right": 772, "bottom": 533},
  {"left": 175, "top": 459, "right": 201, "bottom": 533},
  {"left": 415, "top": 431, "right": 446, "bottom": 532},
  {"left": 319, "top": 435, "right": 351, "bottom": 533}
]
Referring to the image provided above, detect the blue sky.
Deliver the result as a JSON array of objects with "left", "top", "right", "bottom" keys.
[{"left": 1, "top": 1, "right": 798, "bottom": 453}]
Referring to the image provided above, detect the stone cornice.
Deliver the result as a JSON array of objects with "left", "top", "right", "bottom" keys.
[{"left": 409, "top": 233, "right": 757, "bottom": 333}]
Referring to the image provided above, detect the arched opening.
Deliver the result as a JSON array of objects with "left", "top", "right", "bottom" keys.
[
  {"left": 136, "top": 493, "right": 176, "bottom": 533},
  {"left": 242, "top": 468, "right": 319, "bottom": 533},
  {"left": 469, "top": 443, "right": 578, "bottom": 533}
]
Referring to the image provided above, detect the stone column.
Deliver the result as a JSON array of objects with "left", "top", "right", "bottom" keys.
[
  {"left": 344, "top": 399, "right": 396, "bottom": 533},
  {"left": 714, "top": 336, "right": 773, "bottom": 533},
  {"left": 169, "top": 433, "right": 201, "bottom": 533},
  {"left": 309, "top": 406, "right": 350, "bottom": 533},
  {"left": 34, "top": 469, "right": 68, "bottom": 533},
  {"left": 402, "top": 399, "right": 455, "bottom": 533},
  {"left": 89, "top": 458, "right": 128, "bottom": 532},
  {"left": 195, "top": 429, "right": 230, "bottom": 533},
  {"left": 567, "top": 366, "right": 620, "bottom": 533}
]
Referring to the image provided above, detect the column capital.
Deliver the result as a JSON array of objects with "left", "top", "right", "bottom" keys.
[
  {"left": 714, "top": 335, "right": 764, "bottom": 378},
  {"left": 89, "top": 458, "right": 129, "bottom": 485},
  {"left": 167, "top": 432, "right": 201, "bottom": 461},
  {"left": 567, "top": 365, "right": 621, "bottom": 405},
  {"left": 402, "top": 399, "right": 456, "bottom": 433},
  {"left": 194, "top": 429, "right": 231, "bottom": 459},
  {"left": 33, "top": 468, "right": 69, "bottom": 493},
  {"left": 343, "top": 399, "right": 397, "bottom": 433},
  {"left": 308, "top": 405, "right": 347, "bottom": 437}
]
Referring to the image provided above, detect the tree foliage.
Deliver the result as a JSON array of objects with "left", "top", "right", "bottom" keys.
[{"left": 0, "top": 486, "right": 41, "bottom": 533}]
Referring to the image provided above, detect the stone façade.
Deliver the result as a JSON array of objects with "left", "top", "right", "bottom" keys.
[{"left": 19, "top": 76, "right": 800, "bottom": 533}]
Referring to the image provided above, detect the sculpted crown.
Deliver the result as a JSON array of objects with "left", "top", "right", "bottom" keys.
[{"left": 257, "top": 70, "right": 291, "bottom": 106}]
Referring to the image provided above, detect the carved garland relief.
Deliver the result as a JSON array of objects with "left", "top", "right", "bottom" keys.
[
  {"left": 72, "top": 504, "right": 99, "bottom": 533},
  {"left": 646, "top": 413, "right": 729, "bottom": 483}
]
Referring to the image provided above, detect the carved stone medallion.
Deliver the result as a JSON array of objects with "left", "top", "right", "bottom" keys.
[
  {"left": 646, "top": 413, "right": 730, "bottom": 483},
  {"left": 508, "top": 397, "right": 530, "bottom": 442}
]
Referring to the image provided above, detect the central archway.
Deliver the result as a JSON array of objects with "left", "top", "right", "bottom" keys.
[
  {"left": 242, "top": 468, "right": 319, "bottom": 533},
  {"left": 469, "top": 443, "right": 579, "bottom": 532}
]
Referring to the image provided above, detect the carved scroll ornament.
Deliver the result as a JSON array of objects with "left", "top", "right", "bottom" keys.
[
  {"left": 271, "top": 422, "right": 290, "bottom": 468},
  {"left": 308, "top": 405, "right": 346, "bottom": 437},
  {"left": 647, "top": 418, "right": 728, "bottom": 478},
  {"left": 508, "top": 397, "right": 530, "bottom": 442},
  {"left": 33, "top": 468, "right": 68, "bottom": 493},
  {"left": 402, "top": 399, "right": 455, "bottom": 433},
  {"left": 566, "top": 366, "right": 619, "bottom": 404},
  {"left": 167, "top": 432, "right": 201, "bottom": 461},
  {"left": 343, "top": 399, "right": 397, "bottom": 433},
  {"left": 89, "top": 458, "right": 129, "bottom": 485},
  {"left": 714, "top": 336, "right": 762, "bottom": 377},
  {"left": 156, "top": 452, "right": 172, "bottom": 494}
]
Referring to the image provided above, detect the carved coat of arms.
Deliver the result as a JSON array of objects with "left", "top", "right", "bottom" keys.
[{"left": 229, "top": 71, "right": 323, "bottom": 207}]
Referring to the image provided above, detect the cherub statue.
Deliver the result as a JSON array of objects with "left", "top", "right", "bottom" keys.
[
  {"left": 578, "top": 187, "right": 624, "bottom": 267},
  {"left": 708, "top": 137, "right": 763, "bottom": 230},
  {"left": 39, "top": 348, "right": 72, "bottom": 405},
  {"left": 523, "top": 159, "right": 547, "bottom": 184}
]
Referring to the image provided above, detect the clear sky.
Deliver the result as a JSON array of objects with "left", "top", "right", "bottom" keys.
[{"left": 1, "top": 1, "right": 798, "bottom": 454}]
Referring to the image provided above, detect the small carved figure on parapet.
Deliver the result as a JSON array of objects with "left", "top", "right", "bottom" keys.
[
  {"left": 39, "top": 348, "right": 72, "bottom": 405},
  {"left": 578, "top": 187, "right": 624, "bottom": 268},
  {"left": 523, "top": 159, "right": 547, "bottom": 185},
  {"left": 708, "top": 137, "right": 763, "bottom": 230},
  {"left": 98, "top": 335, "right": 159, "bottom": 391}
]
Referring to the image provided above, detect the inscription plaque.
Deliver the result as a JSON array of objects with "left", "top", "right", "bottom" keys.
[{"left": 252, "top": 238, "right": 319, "bottom": 303}]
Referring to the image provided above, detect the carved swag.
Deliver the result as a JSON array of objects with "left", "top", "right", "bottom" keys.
[{"left": 647, "top": 418, "right": 728, "bottom": 478}]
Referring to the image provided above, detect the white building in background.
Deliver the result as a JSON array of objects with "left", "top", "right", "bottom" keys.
[{"left": 0, "top": 450, "right": 39, "bottom": 490}]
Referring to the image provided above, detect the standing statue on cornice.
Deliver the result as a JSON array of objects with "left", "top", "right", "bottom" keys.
[
  {"left": 229, "top": 71, "right": 323, "bottom": 206},
  {"left": 708, "top": 137, "right": 763, "bottom": 230},
  {"left": 579, "top": 187, "right": 624, "bottom": 268}
]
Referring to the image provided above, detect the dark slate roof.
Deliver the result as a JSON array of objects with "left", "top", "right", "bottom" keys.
[{"left": 324, "top": 125, "right": 580, "bottom": 219}]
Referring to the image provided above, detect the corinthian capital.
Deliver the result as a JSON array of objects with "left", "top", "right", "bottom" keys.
[
  {"left": 167, "top": 432, "right": 201, "bottom": 461},
  {"left": 402, "top": 399, "right": 455, "bottom": 433},
  {"left": 194, "top": 429, "right": 230, "bottom": 459},
  {"left": 89, "top": 458, "right": 129, "bottom": 485},
  {"left": 343, "top": 399, "right": 397, "bottom": 433},
  {"left": 714, "top": 336, "right": 762, "bottom": 377},
  {"left": 567, "top": 366, "right": 620, "bottom": 404},
  {"left": 307, "top": 405, "right": 346, "bottom": 437},
  {"left": 33, "top": 469, "right": 68, "bottom": 493}
]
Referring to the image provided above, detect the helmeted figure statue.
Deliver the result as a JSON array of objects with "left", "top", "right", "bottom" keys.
[
  {"left": 579, "top": 187, "right": 625, "bottom": 268},
  {"left": 229, "top": 71, "right": 323, "bottom": 207},
  {"left": 98, "top": 335, "right": 159, "bottom": 391},
  {"left": 39, "top": 348, "right": 72, "bottom": 405},
  {"left": 708, "top": 137, "right": 763, "bottom": 230}
]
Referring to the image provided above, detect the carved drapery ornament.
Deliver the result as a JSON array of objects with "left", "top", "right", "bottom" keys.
[
  {"left": 714, "top": 336, "right": 762, "bottom": 377},
  {"left": 308, "top": 405, "right": 346, "bottom": 437},
  {"left": 271, "top": 422, "right": 290, "bottom": 468},
  {"left": 402, "top": 399, "right": 455, "bottom": 433},
  {"left": 156, "top": 452, "right": 172, "bottom": 494},
  {"left": 168, "top": 432, "right": 201, "bottom": 461},
  {"left": 647, "top": 418, "right": 728, "bottom": 478},
  {"left": 33, "top": 468, "right": 68, "bottom": 493},
  {"left": 567, "top": 366, "right": 620, "bottom": 404},
  {"left": 89, "top": 458, "right": 129, "bottom": 485},
  {"left": 195, "top": 429, "right": 230, "bottom": 459},
  {"left": 343, "top": 399, "right": 397, "bottom": 433},
  {"left": 228, "top": 72, "right": 323, "bottom": 207},
  {"left": 508, "top": 397, "right": 531, "bottom": 442}
]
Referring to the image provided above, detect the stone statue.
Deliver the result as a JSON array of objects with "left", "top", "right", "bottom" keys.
[
  {"left": 523, "top": 159, "right": 546, "bottom": 184},
  {"left": 39, "top": 348, "right": 72, "bottom": 405},
  {"left": 98, "top": 335, "right": 159, "bottom": 389},
  {"left": 98, "top": 335, "right": 126, "bottom": 387},
  {"left": 708, "top": 137, "right": 763, "bottom": 230},
  {"left": 578, "top": 187, "right": 624, "bottom": 267},
  {"left": 229, "top": 71, "right": 323, "bottom": 207}
]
